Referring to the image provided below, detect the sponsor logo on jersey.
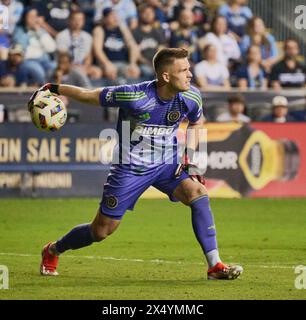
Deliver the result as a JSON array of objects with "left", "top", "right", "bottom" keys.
[
  {"left": 134, "top": 125, "right": 174, "bottom": 136},
  {"left": 105, "top": 195, "right": 118, "bottom": 209},
  {"left": 167, "top": 111, "right": 181, "bottom": 122}
]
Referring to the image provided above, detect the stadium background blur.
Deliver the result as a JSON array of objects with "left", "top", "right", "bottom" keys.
[{"left": 0, "top": 0, "right": 305, "bottom": 123}]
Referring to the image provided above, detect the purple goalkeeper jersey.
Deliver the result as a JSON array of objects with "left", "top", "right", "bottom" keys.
[{"left": 99, "top": 80, "right": 203, "bottom": 174}]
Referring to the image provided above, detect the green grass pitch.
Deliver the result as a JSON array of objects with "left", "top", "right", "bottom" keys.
[{"left": 0, "top": 198, "right": 305, "bottom": 300}]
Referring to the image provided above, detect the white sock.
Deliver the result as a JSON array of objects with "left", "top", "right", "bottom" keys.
[{"left": 206, "top": 249, "right": 221, "bottom": 268}]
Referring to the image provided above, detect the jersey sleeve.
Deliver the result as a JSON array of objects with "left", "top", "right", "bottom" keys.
[
  {"left": 99, "top": 84, "right": 147, "bottom": 108},
  {"left": 182, "top": 86, "right": 203, "bottom": 123}
]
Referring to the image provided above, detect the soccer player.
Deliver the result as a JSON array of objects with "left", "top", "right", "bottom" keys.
[{"left": 29, "top": 48, "right": 243, "bottom": 280}]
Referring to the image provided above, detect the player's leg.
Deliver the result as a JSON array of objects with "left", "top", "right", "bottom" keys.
[
  {"left": 41, "top": 166, "right": 155, "bottom": 276},
  {"left": 172, "top": 179, "right": 220, "bottom": 265},
  {"left": 154, "top": 164, "right": 242, "bottom": 280},
  {"left": 40, "top": 209, "right": 121, "bottom": 276},
  {"left": 51, "top": 209, "right": 121, "bottom": 255},
  {"left": 157, "top": 174, "right": 221, "bottom": 268},
  {"left": 173, "top": 178, "right": 243, "bottom": 280}
]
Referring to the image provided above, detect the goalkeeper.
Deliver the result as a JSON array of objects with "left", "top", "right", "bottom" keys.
[{"left": 29, "top": 48, "right": 243, "bottom": 280}]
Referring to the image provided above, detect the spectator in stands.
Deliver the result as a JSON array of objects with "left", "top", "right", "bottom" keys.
[
  {"left": 262, "top": 96, "right": 296, "bottom": 122},
  {"left": 0, "top": 0, "right": 23, "bottom": 60},
  {"left": 216, "top": 93, "right": 250, "bottom": 123},
  {"left": 218, "top": 0, "right": 253, "bottom": 41},
  {"left": 13, "top": 7, "right": 56, "bottom": 85},
  {"left": 236, "top": 45, "right": 267, "bottom": 89},
  {"left": 169, "top": 8, "right": 200, "bottom": 64},
  {"left": 0, "top": 28, "right": 10, "bottom": 61},
  {"left": 198, "top": 15, "right": 241, "bottom": 67},
  {"left": 170, "top": 0, "right": 209, "bottom": 29},
  {"left": 142, "top": 0, "right": 172, "bottom": 24},
  {"left": 0, "top": 44, "right": 28, "bottom": 87},
  {"left": 270, "top": 39, "right": 306, "bottom": 89},
  {"left": 132, "top": 4, "right": 167, "bottom": 80},
  {"left": 240, "top": 16, "right": 278, "bottom": 72},
  {"left": 94, "top": 0, "right": 138, "bottom": 29},
  {"left": 73, "top": 0, "right": 96, "bottom": 33},
  {"left": 92, "top": 8, "right": 140, "bottom": 84},
  {"left": 194, "top": 44, "right": 231, "bottom": 91},
  {"left": 23, "top": 0, "right": 75, "bottom": 37},
  {"left": 56, "top": 11, "right": 101, "bottom": 81},
  {"left": 0, "top": 0, "right": 24, "bottom": 34},
  {"left": 52, "top": 52, "right": 92, "bottom": 88}
]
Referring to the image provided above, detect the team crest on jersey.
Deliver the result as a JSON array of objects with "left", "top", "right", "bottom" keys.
[
  {"left": 105, "top": 195, "right": 118, "bottom": 209},
  {"left": 167, "top": 111, "right": 180, "bottom": 122}
]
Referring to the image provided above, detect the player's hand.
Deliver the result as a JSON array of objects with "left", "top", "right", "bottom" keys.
[
  {"left": 175, "top": 152, "right": 206, "bottom": 186},
  {"left": 27, "top": 83, "right": 59, "bottom": 111}
]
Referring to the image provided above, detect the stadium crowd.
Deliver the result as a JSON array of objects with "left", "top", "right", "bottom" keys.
[{"left": 0, "top": 0, "right": 305, "bottom": 122}]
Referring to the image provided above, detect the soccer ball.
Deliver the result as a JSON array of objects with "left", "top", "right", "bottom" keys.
[{"left": 29, "top": 91, "right": 67, "bottom": 131}]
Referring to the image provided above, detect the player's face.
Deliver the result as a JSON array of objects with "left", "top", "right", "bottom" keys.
[{"left": 167, "top": 58, "right": 193, "bottom": 92}]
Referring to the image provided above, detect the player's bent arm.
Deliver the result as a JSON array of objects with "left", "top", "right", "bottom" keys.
[
  {"left": 186, "top": 115, "right": 205, "bottom": 151},
  {"left": 58, "top": 84, "right": 102, "bottom": 106},
  {"left": 184, "top": 115, "right": 206, "bottom": 181}
]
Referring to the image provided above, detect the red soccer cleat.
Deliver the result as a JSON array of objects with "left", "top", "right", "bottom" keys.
[
  {"left": 207, "top": 262, "right": 243, "bottom": 280},
  {"left": 40, "top": 242, "right": 59, "bottom": 276}
]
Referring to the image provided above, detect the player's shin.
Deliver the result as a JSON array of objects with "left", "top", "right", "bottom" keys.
[
  {"left": 190, "top": 195, "right": 221, "bottom": 268},
  {"left": 53, "top": 223, "right": 97, "bottom": 255}
]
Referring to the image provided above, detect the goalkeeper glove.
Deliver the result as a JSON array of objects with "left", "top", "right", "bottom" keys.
[
  {"left": 175, "top": 149, "right": 206, "bottom": 186},
  {"left": 27, "top": 83, "right": 59, "bottom": 111}
]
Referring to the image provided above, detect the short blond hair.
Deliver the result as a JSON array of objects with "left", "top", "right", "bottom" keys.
[{"left": 152, "top": 48, "right": 189, "bottom": 73}]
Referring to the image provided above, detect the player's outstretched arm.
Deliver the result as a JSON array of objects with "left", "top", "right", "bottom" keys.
[
  {"left": 28, "top": 83, "right": 103, "bottom": 107},
  {"left": 57, "top": 84, "right": 103, "bottom": 106}
]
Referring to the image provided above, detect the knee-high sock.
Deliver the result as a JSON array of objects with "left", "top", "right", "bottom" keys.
[
  {"left": 55, "top": 223, "right": 96, "bottom": 254},
  {"left": 190, "top": 195, "right": 221, "bottom": 268}
]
